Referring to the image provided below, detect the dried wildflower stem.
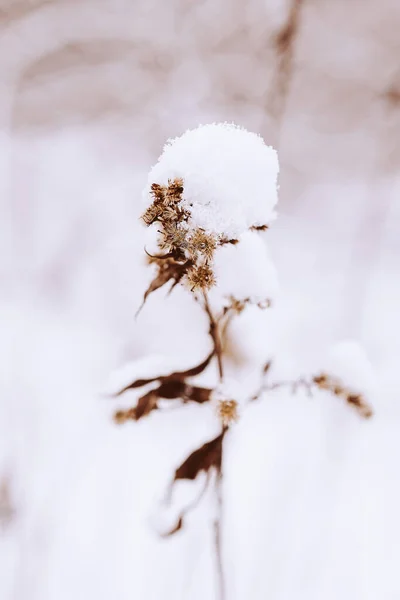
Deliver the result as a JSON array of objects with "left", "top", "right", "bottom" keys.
[
  {"left": 214, "top": 470, "right": 226, "bottom": 600},
  {"left": 202, "top": 291, "right": 224, "bottom": 381},
  {"left": 252, "top": 371, "right": 373, "bottom": 419}
]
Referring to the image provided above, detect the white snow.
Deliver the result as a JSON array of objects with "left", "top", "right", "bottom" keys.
[
  {"left": 209, "top": 230, "right": 279, "bottom": 310},
  {"left": 143, "top": 123, "right": 279, "bottom": 238},
  {"left": 321, "top": 339, "right": 376, "bottom": 397},
  {"left": 2, "top": 5, "right": 400, "bottom": 596}
]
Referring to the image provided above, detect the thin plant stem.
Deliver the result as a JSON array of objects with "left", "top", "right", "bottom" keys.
[
  {"left": 214, "top": 470, "right": 225, "bottom": 600},
  {"left": 202, "top": 291, "right": 224, "bottom": 381}
]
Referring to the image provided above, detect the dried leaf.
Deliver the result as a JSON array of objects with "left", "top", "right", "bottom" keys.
[
  {"left": 174, "top": 430, "right": 226, "bottom": 482},
  {"left": 114, "top": 351, "right": 214, "bottom": 399},
  {"left": 160, "top": 517, "right": 183, "bottom": 538},
  {"left": 157, "top": 380, "right": 188, "bottom": 399},
  {"left": 263, "top": 361, "right": 272, "bottom": 374},
  {"left": 219, "top": 237, "right": 239, "bottom": 246},
  {"left": 114, "top": 390, "right": 159, "bottom": 423},
  {"left": 114, "top": 407, "right": 136, "bottom": 424},
  {"left": 114, "top": 377, "right": 159, "bottom": 397},
  {"left": 137, "top": 258, "right": 192, "bottom": 315},
  {"left": 186, "top": 386, "right": 212, "bottom": 404},
  {"left": 250, "top": 224, "right": 269, "bottom": 231},
  {"left": 135, "top": 390, "right": 159, "bottom": 420},
  {"left": 165, "top": 350, "right": 214, "bottom": 380}
]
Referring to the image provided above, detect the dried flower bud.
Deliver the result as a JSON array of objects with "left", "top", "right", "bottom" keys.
[{"left": 142, "top": 203, "right": 163, "bottom": 226}]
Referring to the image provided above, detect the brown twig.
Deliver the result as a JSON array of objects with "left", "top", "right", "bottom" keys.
[
  {"left": 252, "top": 376, "right": 314, "bottom": 401},
  {"left": 267, "top": 0, "right": 304, "bottom": 130},
  {"left": 202, "top": 291, "right": 224, "bottom": 381},
  {"left": 252, "top": 369, "right": 373, "bottom": 419}
]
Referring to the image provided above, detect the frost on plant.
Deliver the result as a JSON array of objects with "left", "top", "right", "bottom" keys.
[{"left": 110, "top": 123, "right": 373, "bottom": 600}]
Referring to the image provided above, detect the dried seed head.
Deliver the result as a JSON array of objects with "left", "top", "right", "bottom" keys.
[
  {"left": 216, "top": 399, "right": 238, "bottom": 426},
  {"left": 165, "top": 177, "right": 184, "bottom": 203},
  {"left": 224, "top": 296, "right": 249, "bottom": 314},
  {"left": 143, "top": 178, "right": 186, "bottom": 227},
  {"left": 257, "top": 298, "right": 272, "bottom": 310},
  {"left": 142, "top": 203, "right": 163, "bottom": 226},
  {"left": 150, "top": 182, "right": 165, "bottom": 202},
  {"left": 186, "top": 263, "right": 216, "bottom": 291},
  {"left": 159, "top": 222, "right": 189, "bottom": 252},
  {"left": 114, "top": 408, "right": 136, "bottom": 424},
  {"left": 187, "top": 228, "right": 217, "bottom": 261}
]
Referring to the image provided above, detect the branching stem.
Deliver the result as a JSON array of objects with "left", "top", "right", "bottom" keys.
[{"left": 202, "top": 292, "right": 224, "bottom": 381}]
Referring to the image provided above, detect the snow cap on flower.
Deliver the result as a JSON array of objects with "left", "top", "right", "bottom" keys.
[{"left": 143, "top": 123, "right": 279, "bottom": 239}]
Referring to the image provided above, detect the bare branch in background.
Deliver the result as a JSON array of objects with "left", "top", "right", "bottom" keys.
[
  {"left": 267, "top": 0, "right": 304, "bottom": 129},
  {"left": 0, "top": 475, "right": 15, "bottom": 530}
]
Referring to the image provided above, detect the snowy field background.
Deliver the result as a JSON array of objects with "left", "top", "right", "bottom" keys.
[{"left": 1, "top": 1, "right": 400, "bottom": 599}]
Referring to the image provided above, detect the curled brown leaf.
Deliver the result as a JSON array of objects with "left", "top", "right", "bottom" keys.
[
  {"left": 136, "top": 258, "right": 192, "bottom": 315},
  {"left": 174, "top": 429, "right": 226, "bottom": 482},
  {"left": 113, "top": 351, "right": 215, "bottom": 423}
]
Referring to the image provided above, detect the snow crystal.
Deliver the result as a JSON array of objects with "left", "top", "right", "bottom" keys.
[{"left": 143, "top": 123, "right": 279, "bottom": 238}]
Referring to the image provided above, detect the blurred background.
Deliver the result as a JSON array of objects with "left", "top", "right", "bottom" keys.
[{"left": 1, "top": 1, "right": 400, "bottom": 599}]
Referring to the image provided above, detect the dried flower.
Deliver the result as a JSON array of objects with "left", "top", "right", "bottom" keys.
[
  {"left": 187, "top": 228, "right": 217, "bottom": 261},
  {"left": 142, "top": 178, "right": 187, "bottom": 227},
  {"left": 216, "top": 399, "right": 238, "bottom": 426},
  {"left": 165, "top": 177, "right": 184, "bottom": 203},
  {"left": 186, "top": 263, "right": 216, "bottom": 291},
  {"left": 142, "top": 203, "right": 163, "bottom": 226},
  {"left": 159, "top": 222, "right": 189, "bottom": 253}
]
